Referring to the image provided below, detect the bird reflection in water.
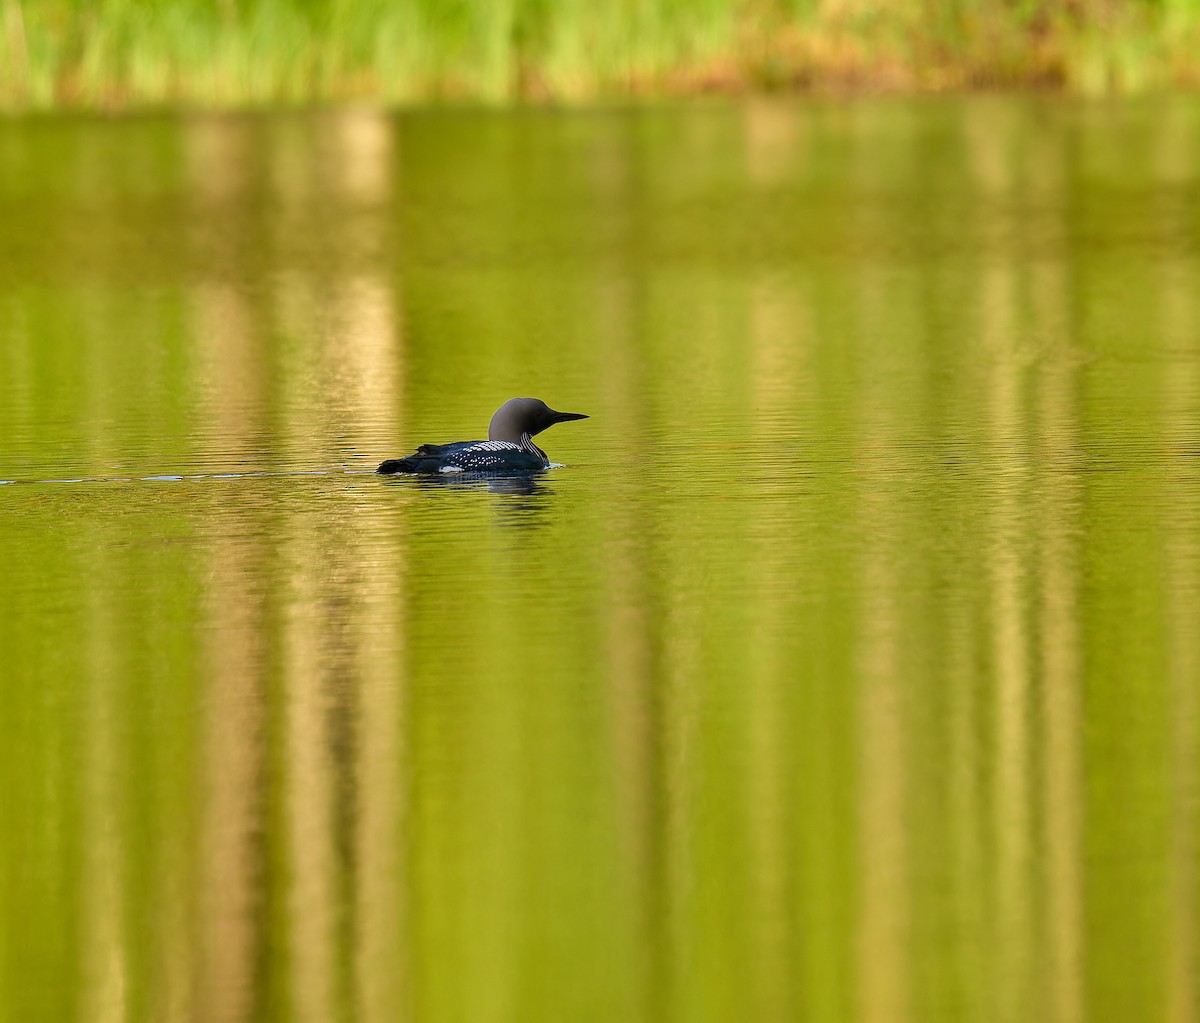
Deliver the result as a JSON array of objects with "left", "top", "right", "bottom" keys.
[{"left": 396, "top": 470, "right": 555, "bottom": 527}]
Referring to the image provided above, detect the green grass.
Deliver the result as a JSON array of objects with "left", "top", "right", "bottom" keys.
[{"left": 4, "top": 0, "right": 1200, "bottom": 108}]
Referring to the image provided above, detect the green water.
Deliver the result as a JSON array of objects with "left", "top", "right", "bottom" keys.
[{"left": 2, "top": 98, "right": 1199, "bottom": 1022}]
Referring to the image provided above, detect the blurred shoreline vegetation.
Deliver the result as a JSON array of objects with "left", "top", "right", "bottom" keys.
[{"left": 3, "top": 0, "right": 1200, "bottom": 108}]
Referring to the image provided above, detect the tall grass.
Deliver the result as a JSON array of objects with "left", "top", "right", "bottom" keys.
[{"left": 4, "top": 0, "right": 1200, "bottom": 107}]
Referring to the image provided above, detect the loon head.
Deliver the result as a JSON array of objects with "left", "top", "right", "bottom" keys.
[{"left": 488, "top": 398, "right": 588, "bottom": 444}]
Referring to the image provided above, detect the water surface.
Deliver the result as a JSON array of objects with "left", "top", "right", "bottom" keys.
[{"left": 2, "top": 99, "right": 1199, "bottom": 1022}]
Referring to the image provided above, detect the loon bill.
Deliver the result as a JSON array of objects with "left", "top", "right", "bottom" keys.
[{"left": 377, "top": 397, "right": 589, "bottom": 475}]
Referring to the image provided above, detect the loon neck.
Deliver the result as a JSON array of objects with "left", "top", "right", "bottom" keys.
[{"left": 520, "top": 433, "right": 548, "bottom": 464}]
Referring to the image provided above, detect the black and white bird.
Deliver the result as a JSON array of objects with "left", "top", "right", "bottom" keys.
[{"left": 377, "top": 397, "right": 589, "bottom": 475}]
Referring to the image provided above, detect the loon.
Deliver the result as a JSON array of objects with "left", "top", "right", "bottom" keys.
[{"left": 377, "top": 397, "right": 588, "bottom": 475}]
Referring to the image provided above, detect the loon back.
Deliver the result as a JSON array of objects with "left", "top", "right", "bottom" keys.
[
  {"left": 378, "top": 439, "right": 549, "bottom": 475},
  {"left": 377, "top": 398, "right": 588, "bottom": 476}
]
